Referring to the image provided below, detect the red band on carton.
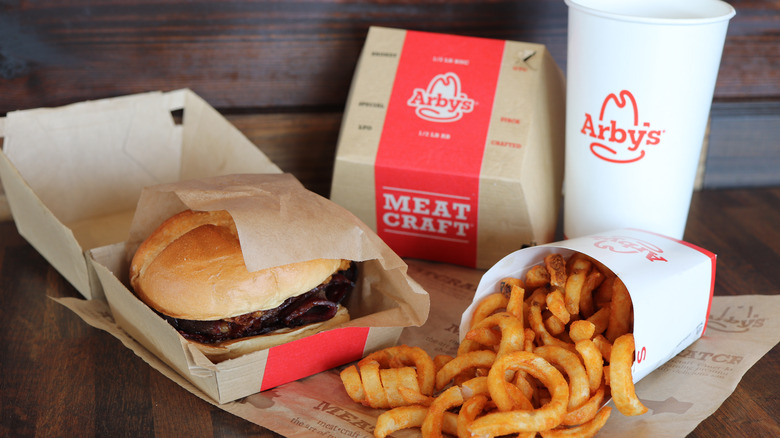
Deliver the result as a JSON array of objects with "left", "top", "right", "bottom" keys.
[
  {"left": 375, "top": 31, "right": 505, "bottom": 267},
  {"left": 262, "top": 327, "right": 370, "bottom": 391}
]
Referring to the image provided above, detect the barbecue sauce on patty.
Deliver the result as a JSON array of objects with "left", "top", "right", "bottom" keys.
[{"left": 160, "top": 262, "right": 357, "bottom": 344}]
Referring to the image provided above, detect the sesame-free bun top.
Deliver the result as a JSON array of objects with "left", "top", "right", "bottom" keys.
[{"left": 129, "top": 209, "right": 348, "bottom": 321}]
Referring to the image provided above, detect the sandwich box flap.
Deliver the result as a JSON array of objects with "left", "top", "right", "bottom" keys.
[{"left": 0, "top": 89, "right": 281, "bottom": 299}]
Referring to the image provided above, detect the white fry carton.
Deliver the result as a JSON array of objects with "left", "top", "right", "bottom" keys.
[{"left": 461, "top": 228, "right": 717, "bottom": 382}]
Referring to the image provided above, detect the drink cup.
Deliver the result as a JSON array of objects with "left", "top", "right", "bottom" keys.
[{"left": 563, "top": 0, "right": 736, "bottom": 239}]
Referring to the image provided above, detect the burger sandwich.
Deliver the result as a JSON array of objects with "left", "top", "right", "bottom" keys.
[{"left": 129, "top": 209, "right": 356, "bottom": 362}]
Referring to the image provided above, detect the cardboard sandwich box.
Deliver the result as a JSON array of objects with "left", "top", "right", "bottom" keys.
[
  {"left": 0, "top": 89, "right": 277, "bottom": 300},
  {"left": 0, "top": 90, "right": 430, "bottom": 403},
  {"left": 331, "top": 26, "right": 566, "bottom": 269}
]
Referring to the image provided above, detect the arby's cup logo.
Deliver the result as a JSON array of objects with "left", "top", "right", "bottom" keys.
[
  {"left": 407, "top": 72, "right": 475, "bottom": 123},
  {"left": 581, "top": 90, "right": 665, "bottom": 164},
  {"left": 591, "top": 234, "right": 668, "bottom": 262}
]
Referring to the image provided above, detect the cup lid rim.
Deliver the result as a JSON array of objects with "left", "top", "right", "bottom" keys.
[{"left": 564, "top": 0, "right": 736, "bottom": 25}]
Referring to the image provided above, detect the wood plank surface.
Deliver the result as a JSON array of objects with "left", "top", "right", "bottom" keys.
[
  {"left": 227, "top": 112, "right": 343, "bottom": 197},
  {"left": 0, "top": 0, "right": 777, "bottom": 114},
  {"left": 1, "top": 0, "right": 777, "bottom": 193},
  {"left": 1, "top": 187, "right": 779, "bottom": 437},
  {"left": 0, "top": 2, "right": 778, "bottom": 434}
]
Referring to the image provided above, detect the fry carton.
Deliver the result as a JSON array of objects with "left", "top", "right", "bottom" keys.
[
  {"left": 89, "top": 173, "right": 429, "bottom": 403},
  {"left": 462, "top": 228, "right": 717, "bottom": 382},
  {"left": 330, "top": 26, "right": 566, "bottom": 269}
]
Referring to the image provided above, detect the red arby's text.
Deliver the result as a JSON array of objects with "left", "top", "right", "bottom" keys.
[
  {"left": 374, "top": 30, "right": 504, "bottom": 266},
  {"left": 581, "top": 90, "right": 665, "bottom": 164},
  {"left": 591, "top": 235, "right": 669, "bottom": 262},
  {"left": 407, "top": 72, "right": 475, "bottom": 122}
]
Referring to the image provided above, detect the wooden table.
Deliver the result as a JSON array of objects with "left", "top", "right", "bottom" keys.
[
  {"left": 1, "top": 186, "right": 778, "bottom": 437},
  {"left": 1, "top": 1, "right": 778, "bottom": 435}
]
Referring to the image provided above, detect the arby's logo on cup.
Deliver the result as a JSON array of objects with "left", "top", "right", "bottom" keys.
[
  {"left": 581, "top": 90, "right": 665, "bottom": 164},
  {"left": 592, "top": 235, "right": 668, "bottom": 262},
  {"left": 407, "top": 72, "right": 475, "bottom": 123}
]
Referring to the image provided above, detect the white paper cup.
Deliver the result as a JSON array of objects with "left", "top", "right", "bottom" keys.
[{"left": 563, "top": 0, "right": 735, "bottom": 239}]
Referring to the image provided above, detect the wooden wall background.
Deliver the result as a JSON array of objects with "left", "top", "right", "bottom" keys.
[{"left": 0, "top": 0, "right": 778, "bottom": 211}]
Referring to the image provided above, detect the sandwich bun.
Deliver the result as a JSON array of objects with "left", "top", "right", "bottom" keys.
[{"left": 129, "top": 209, "right": 355, "bottom": 362}]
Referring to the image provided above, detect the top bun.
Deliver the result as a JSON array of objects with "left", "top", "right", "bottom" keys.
[{"left": 130, "top": 209, "right": 347, "bottom": 320}]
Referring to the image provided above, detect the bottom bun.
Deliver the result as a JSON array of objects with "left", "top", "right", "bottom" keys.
[{"left": 192, "top": 305, "right": 351, "bottom": 363}]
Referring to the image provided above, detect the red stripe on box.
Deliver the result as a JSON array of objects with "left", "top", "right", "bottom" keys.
[
  {"left": 374, "top": 31, "right": 505, "bottom": 267},
  {"left": 702, "top": 255, "right": 717, "bottom": 334},
  {"left": 261, "top": 327, "right": 370, "bottom": 391}
]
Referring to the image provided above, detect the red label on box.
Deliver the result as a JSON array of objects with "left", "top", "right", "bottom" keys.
[
  {"left": 374, "top": 31, "right": 505, "bottom": 267},
  {"left": 261, "top": 327, "right": 370, "bottom": 391}
]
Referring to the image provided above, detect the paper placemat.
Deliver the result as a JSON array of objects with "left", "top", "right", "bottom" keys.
[{"left": 55, "top": 259, "right": 780, "bottom": 437}]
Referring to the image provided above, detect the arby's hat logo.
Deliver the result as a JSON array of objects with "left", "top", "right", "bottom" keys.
[
  {"left": 592, "top": 235, "right": 668, "bottom": 262},
  {"left": 407, "top": 72, "right": 475, "bottom": 123},
  {"left": 581, "top": 90, "right": 665, "bottom": 164}
]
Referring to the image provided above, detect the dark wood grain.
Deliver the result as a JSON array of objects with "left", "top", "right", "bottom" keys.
[
  {"left": 0, "top": 222, "right": 278, "bottom": 438},
  {"left": 0, "top": 0, "right": 565, "bottom": 113},
  {"left": 1, "top": 1, "right": 779, "bottom": 435},
  {"left": 1, "top": 0, "right": 777, "bottom": 194},
  {"left": 227, "top": 112, "right": 344, "bottom": 197},
  {"left": 0, "top": 0, "right": 776, "bottom": 115},
  {"left": 1, "top": 185, "right": 779, "bottom": 437},
  {"left": 704, "top": 101, "right": 780, "bottom": 189}
]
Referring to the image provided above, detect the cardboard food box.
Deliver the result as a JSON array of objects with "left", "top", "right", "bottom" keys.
[
  {"left": 90, "top": 173, "right": 429, "bottom": 403},
  {"left": 462, "top": 228, "right": 717, "bottom": 383},
  {"left": 330, "top": 26, "right": 566, "bottom": 269},
  {"left": 0, "top": 89, "right": 281, "bottom": 300},
  {"left": 0, "top": 90, "right": 430, "bottom": 403}
]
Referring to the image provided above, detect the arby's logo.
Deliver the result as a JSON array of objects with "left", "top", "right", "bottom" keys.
[
  {"left": 592, "top": 235, "right": 668, "bottom": 262},
  {"left": 407, "top": 72, "right": 475, "bottom": 122},
  {"left": 581, "top": 90, "right": 665, "bottom": 163}
]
